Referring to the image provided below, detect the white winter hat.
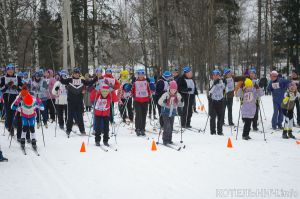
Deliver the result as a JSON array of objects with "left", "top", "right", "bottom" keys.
[{"left": 270, "top": 70, "right": 278, "bottom": 76}]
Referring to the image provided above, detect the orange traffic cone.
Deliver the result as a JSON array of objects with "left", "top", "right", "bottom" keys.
[
  {"left": 80, "top": 142, "right": 86, "bottom": 153},
  {"left": 201, "top": 105, "right": 205, "bottom": 111},
  {"left": 227, "top": 138, "right": 233, "bottom": 148},
  {"left": 296, "top": 141, "right": 300, "bottom": 145},
  {"left": 151, "top": 140, "right": 157, "bottom": 151}
]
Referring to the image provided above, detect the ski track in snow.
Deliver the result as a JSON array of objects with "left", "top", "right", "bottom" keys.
[{"left": 0, "top": 95, "right": 299, "bottom": 199}]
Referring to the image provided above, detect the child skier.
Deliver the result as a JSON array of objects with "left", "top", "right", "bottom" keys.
[
  {"left": 118, "top": 70, "right": 134, "bottom": 123},
  {"left": 60, "top": 67, "right": 98, "bottom": 136},
  {"left": 31, "top": 70, "right": 49, "bottom": 128},
  {"left": 236, "top": 78, "right": 263, "bottom": 140},
  {"left": 178, "top": 66, "right": 198, "bottom": 128},
  {"left": 222, "top": 68, "right": 235, "bottom": 126},
  {"left": 290, "top": 70, "right": 300, "bottom": 126},
  {"left": 155, "top": 71, "right": 172, "bottom": 127},
  {"left": 281, "top": 82, "right": 298, "bottom": 139},
  {"left": 158, "top": 80, "right": 183, "bottom": 144},
  {"left": 11, "top": 88, "right": 44, "bottom": 148},
  {"left": 249, "top": 68, "right": 260, "bottom": 131},
  {"left": 103, "top": 68, "right": 120, "bottom": 123},
  {"left": 90, "top": 85, "right": 118, "bottom": 146},
  {"left": 0, "top": 64, "right": 23, "bottom": 136},
  {"left": 132, "top": 69, "right": 151, "bottom": 136},
  {"left": 208, "top": 69, "right": 225, "bottom": 135},
  {"left": 52, "top": 70, "right": 68, "bottom": 130},
  {"left": 267, "top": 71, "right": 290, "bottom": 130},
  {"left": 45, "top": 69, "right": 57, "bottom": 122}
]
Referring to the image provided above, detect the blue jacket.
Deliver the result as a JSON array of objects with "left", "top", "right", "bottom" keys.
[{"left": 267, "top": 78, "right": 290, "bottom": 103}]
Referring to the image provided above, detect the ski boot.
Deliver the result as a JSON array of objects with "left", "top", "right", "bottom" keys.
[
  {"left": 288, "top": 130, "right": 296, "bottom": 139},
  {"left": 66, "top": 130, "right": 71, "bottom": 138},
  {"left": 135, "top": 129, "right": 141, "bottom": 136},
  {"left": 32, "top": 139, "right": 37, "bottom": 150},
  {"left": 140, "top": 130, "right": 146, "bottom": 136},
  {"left": 0, "top": 151, "right": 8, "bottom": 162},
  {"left": 103, "top": 142, "right": 109, "bottom": 147},
  {"left": 282, "top": 130, "right": 289, "bottom": 139},
  {"left": 20, "top": 138, "right": 26, "bottom": 148}
]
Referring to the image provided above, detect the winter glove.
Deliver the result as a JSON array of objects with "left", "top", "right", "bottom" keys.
[
  {"left": 149, "top": 83, "right": 155, "bottom": 92},
  {"left": 213, "top": 80, "right": 218, "bottom": 85},
  {"left": 39, "top": 106, "right": 45, "bottom": 111},
  {"left": 124, "top": 83, "right": 132, "bottom": 92},
  {"left": 283, "top": 96, "right": 289, "bottom": 104},
  {"left": 11, "top": 105, "right": 17, "bottom": 111}
]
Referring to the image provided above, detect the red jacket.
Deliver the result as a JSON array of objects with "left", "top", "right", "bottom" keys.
[
  {"left": 90, "top": 89, "right": 118, "bottom": 117},
  {"left": 132, "top": 78, "right": 150, "bottom": 103}
]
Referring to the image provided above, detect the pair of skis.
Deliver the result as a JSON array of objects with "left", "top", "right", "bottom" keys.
[
  {"left": 158, "top": 142, "right": 186, "bottom": 151},
  {"left": 96, "top": 144, "right": 118, "bottom": 152},
  {"left": 21, "top": 145, "right": 40, "bottom": 156}
]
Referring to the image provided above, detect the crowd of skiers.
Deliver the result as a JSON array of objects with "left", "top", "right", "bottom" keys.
[{"left": 0, "top": 63, "right": 299, "bottom": 162}]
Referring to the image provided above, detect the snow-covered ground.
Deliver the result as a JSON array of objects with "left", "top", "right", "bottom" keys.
[{"left": 0, "top": 95, "right": 299, "bottom": 199}]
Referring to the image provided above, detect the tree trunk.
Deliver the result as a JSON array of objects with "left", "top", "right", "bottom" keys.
[
  {"left": 33, "top": 0, "right": 39, "bottom": 68},
  {"left": 66, "top": 0, "right": 75, "bottom": 70},
  {"left": 83, "top": 0, "right": 88, "bottom": 74},
  {"left": 2, "top": 0, "right": 12, "bottom": 63},
  {"left": 155, "top": 0, "right": 168, "bottom": 71},
  {"left": 227, "top": 10, "right": 231, "bottom": 68},
  {"left": 257, "top": 0, "right": 262, "bottom": 78},
  {"left": 93, "top": 0, "right": 99, "bottom": 69}
]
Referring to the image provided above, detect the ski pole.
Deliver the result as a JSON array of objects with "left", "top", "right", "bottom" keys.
[
  {"left": 259, "top": 104, "right": 267, "bottom": 142},
  {"left": 235, "top": 100, "right": 242, "bottom": 140},
  {"left": 9, "top": 110, "right": 19, "bottom": 148},
  {"left": 199, "top": 114, "right": 210, "bottom": 133},
  {"left": 39, "top": 109, "right": 46, "bottom": 147},
  {"left": 184, "top": 93, "right": 191, "bottom": 128},
  {"left": 87, "top": 91, "right": 98, "bottom": 145},
  {"left": 260, "top": 99, "right": 267, "bottom": 120},
  {"left": 156, "top": 105, "right": 164, "bottom": 144},
  {"left": 47, "top": 89, "right": 58, "bottom": 137},
  {"left": 115, "top": 97, "right": 130, "bottom": 135},
  {"left": 109, "top": 91, "right": 118, "bottom": 145}
]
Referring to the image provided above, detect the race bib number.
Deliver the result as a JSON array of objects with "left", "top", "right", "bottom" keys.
[
  {"left": 226, "top": 78, "right": 234, "bottom": 92},
  {"left": 5, "top": 77, "right": 17, "bottom": 85},
  {"left": 72, "top": 79, "right": 82, "bottom": 86},
  {"left": 105, "top": 77, "right": 115, "bottom": 86},
  {"left": 272, "top": 82, "right": 280, "bottom": 89},
  {"left": 135, "top": 81, "right": 148, "bottom": 98},
  {"left": 124, "top": 91, "right": 131, "bottom": 98},
  {"left": 244, "top": 92, "right": 254, "bottom": 103},
  {"left": 59, "top": 87, "right": 67, "bottom": 96},
  {"left": 95, "top": 99, "right": 108, "bottom": 111}
]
